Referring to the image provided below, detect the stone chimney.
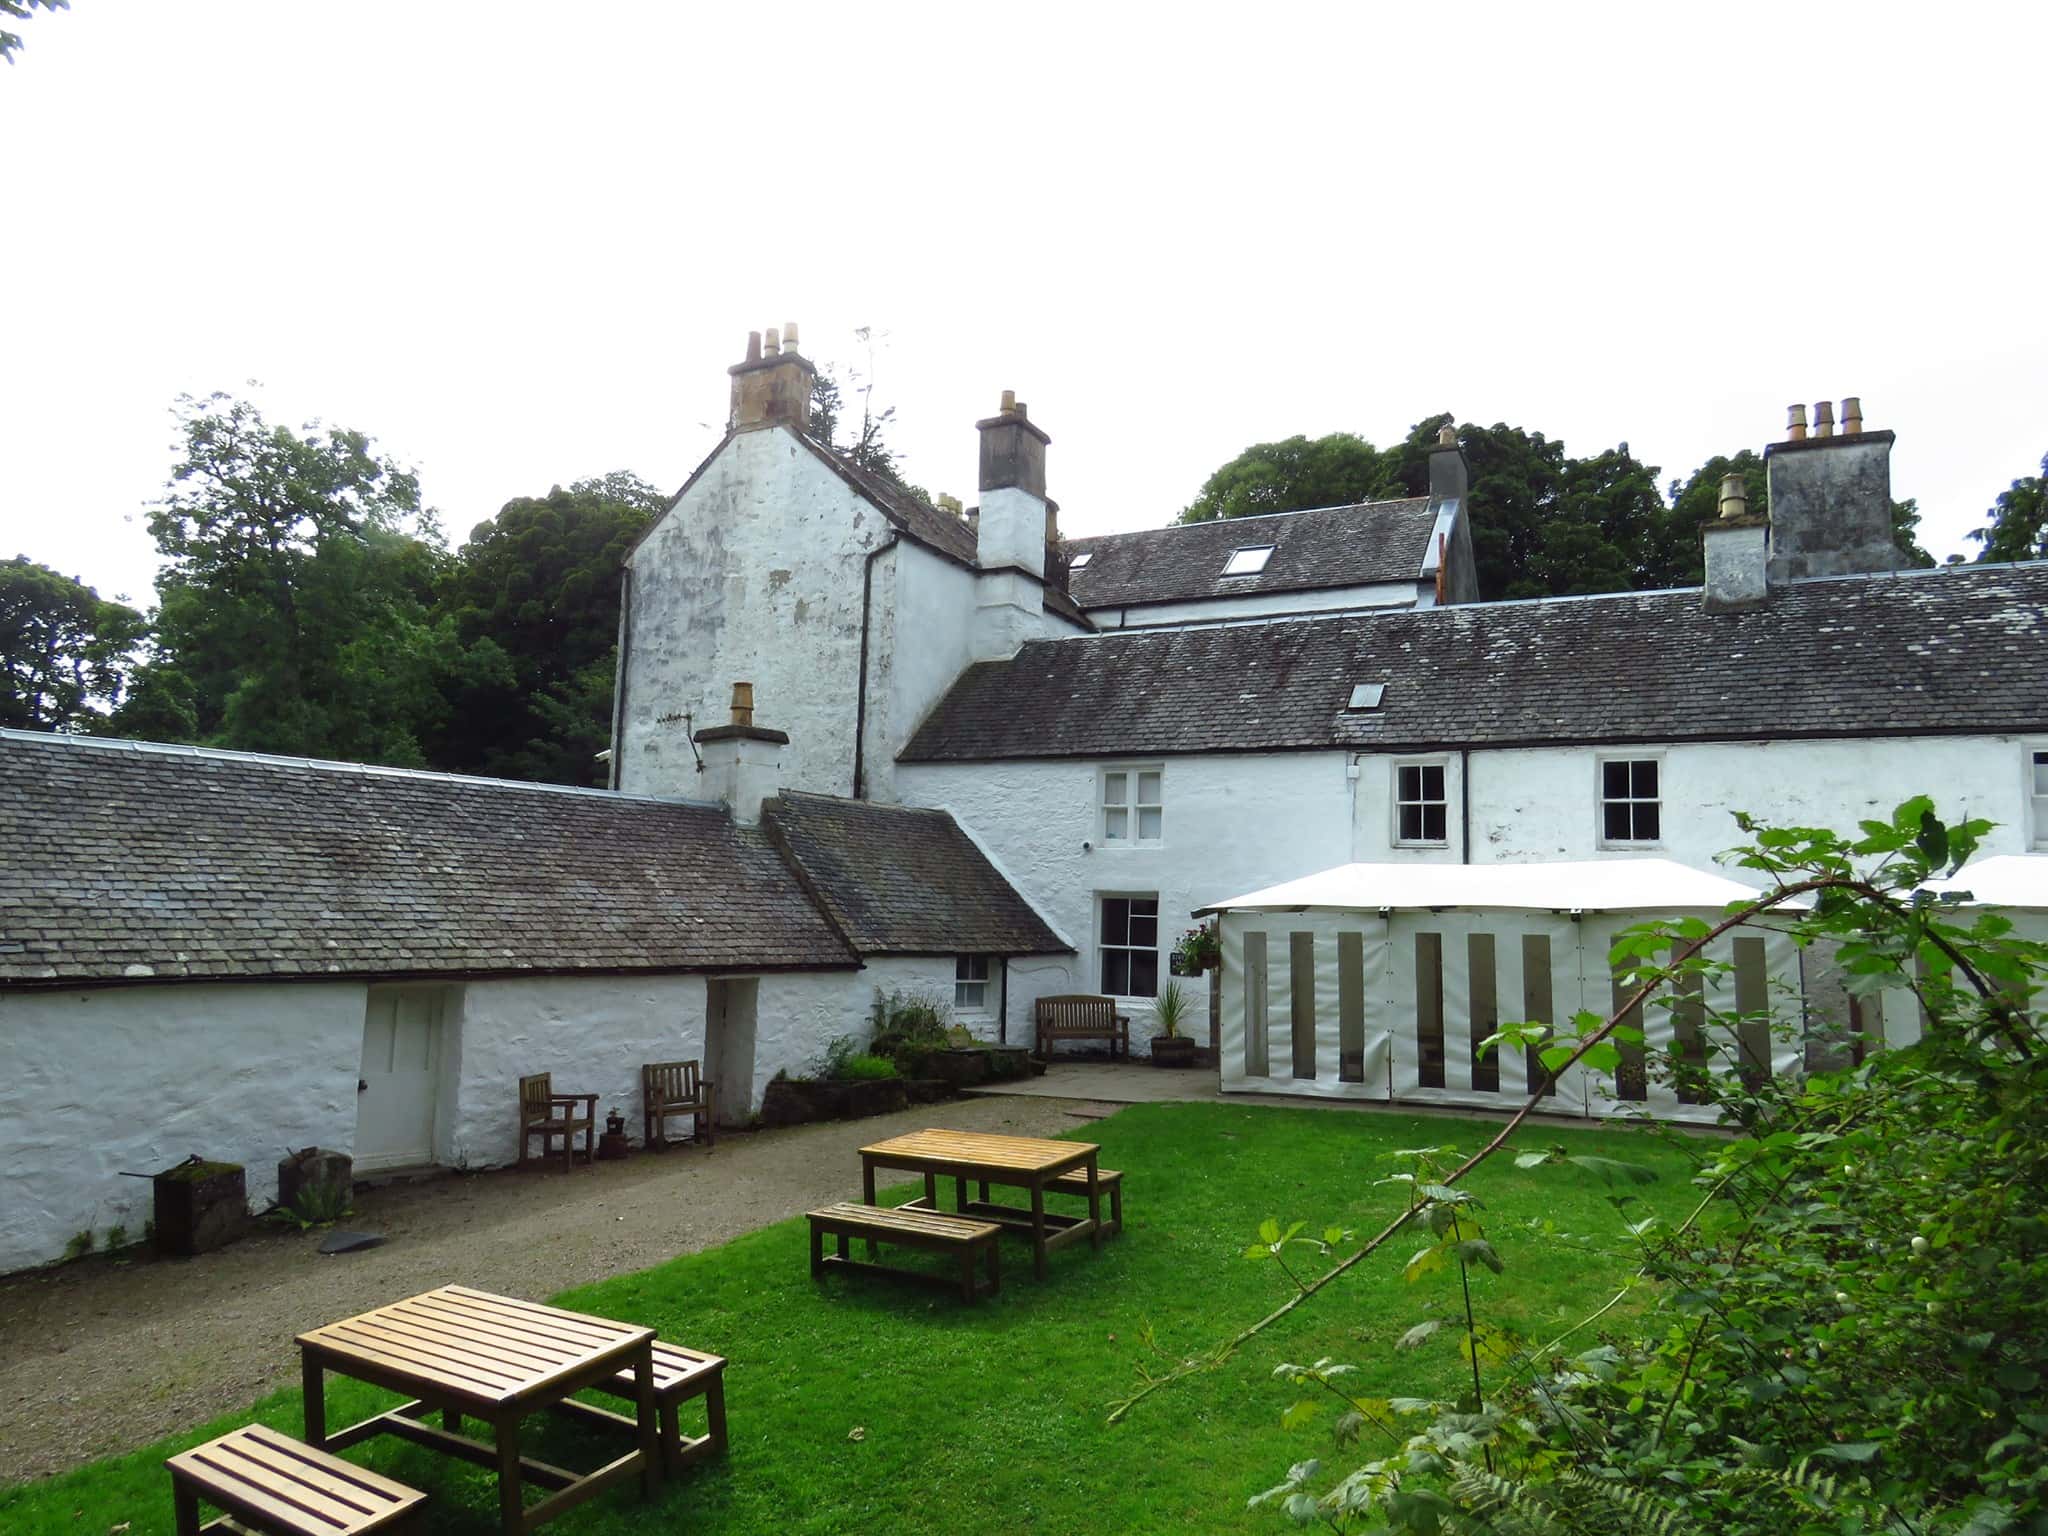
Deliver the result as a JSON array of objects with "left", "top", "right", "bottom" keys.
[
  {"left": 1428, "top": 422, "right": 1469, "bottom": 504},
  {"left": 972, "top": 390, "right": 1050, "bottom": 658},
  {"left": 692, "top": 682, "right": 787, "bottom": 826},
  {"left": 1702, "top": 473, "right": 1769, "bottom": 611},
  {"left": 727, "top": 322, "right": 816, "bottom": 434},
  {"left": 1763, "top": 395, "right": 1903, "bottom": 582}
]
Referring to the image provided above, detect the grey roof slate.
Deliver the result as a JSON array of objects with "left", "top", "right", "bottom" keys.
[
  {"left": 763, "top": 791, "right": 1069, "bottom": 956},
  {"left": 901, "top": 562, "right": 2048, "bottom": 761},
  {"left": 1066, "top": 497, "right": 1437, "bottom": 609},
  {"left": 0, "top": 734, "right": 858, "bottom": 986}
]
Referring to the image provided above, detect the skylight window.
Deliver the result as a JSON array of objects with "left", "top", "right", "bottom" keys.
[
  {"left": 1347, "top": 682, "right": 1385, "bottom": 711},
  {"left": 1223, "top": 545, "right": 1274, "bottom": 576},
  {"left": 1068, "top": 551, "right": 1092, "bottom": 570}
]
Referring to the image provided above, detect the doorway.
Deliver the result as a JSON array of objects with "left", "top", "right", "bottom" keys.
[
  {"left": 704, "top": 978, "right": 759, "bottom": 1126},
  {"left": 356, "top": 987, "right": 452, "bottom": 1172}
]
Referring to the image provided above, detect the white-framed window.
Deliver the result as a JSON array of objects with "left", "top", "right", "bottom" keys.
[
  {"left": 1599, "top": 757, "right": 1662, "bottom": 844},
  {"left": 1393, "top": 759, "right": 1450, "bottom": 846},
  {"left": 1223, "top": 545, "right": 1274, "bottom": 576},
  {"left": 2031, "top": 746, "right": 2048, "bottom": 849},
  {"left": 1068, "top": 551, "right": 1092, "bottom": 570},
  {"left": 1099, "top": 894, "right": 1160, "bottom": 999},
  {"left": 954, "top": 955, "right": 992, "bottom": 1012},
  {"left": 1101, "top": 765, "right": 1163, "bottom": 845}
]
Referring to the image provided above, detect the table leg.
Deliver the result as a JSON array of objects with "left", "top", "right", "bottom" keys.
[
  {"left": 301, "top": 1351, "right": 326, "bottom": 1448},
  {"left": 923, "top": 1171, "right": 938, "bottom": 1208},
  {"left": 635, "top": 1339, "right": 660, "bottom": 1495},
  {"left": 862, "top": 1157, "right": 879, "bottom": 1259},
  {"left": 495, "top": 1416, "right": 524, "bottom": 1536},
  {"left": 445, "top": 1407, "right": 463, "bottom": 1433},
  {"left": 954, "top": 1175, "right": 968, "bottom": 1211},
  {"left": 1030, "top": 1180, "right": 1049, "bottom": 1280},
  {"left": 1087, "top": 1154, "right": 1103, "bottom": 1251},
  {"left": 172, "top": 1477, "right": 201, "bottom": 1536}
]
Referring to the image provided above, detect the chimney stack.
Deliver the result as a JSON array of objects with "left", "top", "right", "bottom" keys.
[
  {"left": 1764, "top": 393, "right": 1903, "bottom": 582},
  {"left": 728, "top": 320, "right": 816, "bottom": 434},
  {"left": 692, "top": 681, "right": 787, "bottom": 826},
  {"left": 972, "top": 390, "right": 1052, "bottom": 658},
  {"left": 1701, "top": 471, "right": 1770, "bottom": 611}
]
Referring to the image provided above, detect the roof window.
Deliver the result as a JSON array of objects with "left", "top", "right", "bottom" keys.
[
  {"left": 1068, "top": 551, "right": 1092, "bottom": 570},
  {"left": 1347, "top": 682, "right": 1386, "bottom": 711},
  {"left": 1223, "top": 545, "right": 1274, "bottom": 576}
]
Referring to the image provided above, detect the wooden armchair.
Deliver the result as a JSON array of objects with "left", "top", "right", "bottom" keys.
[
  {"left": 518, "top": 1072, "right": 599, "bottom": 1171},
  {"left": 643, "top": 1059, "right": 715, "bottom": 1149}
]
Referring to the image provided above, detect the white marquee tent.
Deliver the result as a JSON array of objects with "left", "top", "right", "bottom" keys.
[
  {"left": 1878, "top": 854, "right": 2048, "bottom": 1046},
  {"left": 1198, "top": 860, "right": 1804, "bottom": 1124}
]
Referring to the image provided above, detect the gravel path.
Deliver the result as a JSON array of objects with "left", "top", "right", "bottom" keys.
[{"left": 0, "top": 1094, "right": 1096, "bottom": 1485}]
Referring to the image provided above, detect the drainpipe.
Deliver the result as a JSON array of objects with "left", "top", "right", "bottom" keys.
[
  {"left": 608, "top": 567, "right": 633, "bottom": 791},
  {"left": 851, "top": 533, "right": 899, "bottom": 800},
  {"left": 1459, "top": 747, "right": 1471, "bottom": 864},
  {"left": 997, "top": 957, "right": 1009, "bottom": 1045}
]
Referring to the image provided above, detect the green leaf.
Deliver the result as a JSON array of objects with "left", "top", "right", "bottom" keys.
[
  {"left": 1397, "top": 1319, "right": 1444, "bottom": 1350},
  {"left": 1817, "top": 1441, "right": 1882, "bottom": 1463},
  {"left": 1257, "top": 1217, "right": 1281, "bottom": 1245},
  {"left": 1563, "top": 1155, "right": 1661, "bottom": 1186},
  {"left": 1916, "top": 809, "right": 1949, "bottom": 869},
  {"left": 1279, "top": 1398, "right": 1319, "bottom": 1432},
  {"left": 1995, "top": 1363, "right": 2041, "bottom": 1392},
  {"left": 1512, "top": 1150, "right": 1553, "bottom": 1170},
  {"left": 1457, "top": 1238, "right": 1505, "bottom": 1274}
]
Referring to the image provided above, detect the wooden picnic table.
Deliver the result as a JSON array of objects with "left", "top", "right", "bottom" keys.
[
  {"left": 859, "top": 1127, "right": 1103, "bottom": 1280},
  {"left": 295, "top": 1284, "right": 659, "bottom": 1536}
]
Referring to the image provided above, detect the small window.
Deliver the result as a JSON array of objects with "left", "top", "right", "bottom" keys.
[
  {"left": 1394, "top": 761, "right": 1448, "bottom": 845},
  {"left": 1099, "top": 895, "right": 1160, "bottom": 998},
  {"left": 955, "top": 955, "right": 991, "bottom": 1011},
  {"left": 1101, "top": 765, "right": 1163, "bottom": 845},
  {"left": 2033, "top": 749, "right": 2048, "bottom": 849},
  {"left": 1222, "top": 545, "right": 1274, "bottom": 576},
  {"left": 1347, "top": 682, "right": 1386, "bottom": 711},
  {"left": 1068, "top": 551, "right": 1092, "bottom": 570},
  {"left": 1600, "top": 758, "right": 1661, "bottom": 843}
]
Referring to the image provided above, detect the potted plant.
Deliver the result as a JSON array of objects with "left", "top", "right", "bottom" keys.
[
  {"left": 1149, "top": 981, "right": 1199, "bottom": 1068},
  {"left": 1170, "top": 923, "right": 1221, "bottom": 976}
]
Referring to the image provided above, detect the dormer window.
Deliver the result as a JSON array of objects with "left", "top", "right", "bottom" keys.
[
  {"left": 1222, "top": 545, "right": 1274, "bottom": 576},
  {"left": 1068, "top": 551, "right": 1092, "bottom": 570}
]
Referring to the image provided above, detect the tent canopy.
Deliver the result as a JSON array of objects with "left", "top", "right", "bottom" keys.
[
  {"left": 1921, "top": 854, "right": 2048, "bottom": 910},
  {"left": 1197, "top": 858, "right": 1765, "bottom": 917}
]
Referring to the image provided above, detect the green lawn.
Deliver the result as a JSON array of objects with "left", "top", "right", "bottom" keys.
[{"left": 2, "top": 1102, "right": 1701, "bottom": 1536}]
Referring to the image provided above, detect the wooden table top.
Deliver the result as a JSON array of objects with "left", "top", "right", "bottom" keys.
[
  {"left": 859, "top": 1127, "right": 1099, "bottom": 1175},
  {"left": 296, "top": 1285, "right": 651, "bottom": 1407}
]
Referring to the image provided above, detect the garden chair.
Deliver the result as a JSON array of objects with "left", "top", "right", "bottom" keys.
[
  {"left": 642, "top": 1059, "right": 716, "bottom": 1148},
  {"left": 518, "top": 1071, "right": 598, "bottom": 1170}
]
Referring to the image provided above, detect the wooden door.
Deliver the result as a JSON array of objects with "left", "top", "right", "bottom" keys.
[{"left": 355, "top": 989, "right": 446, "bottom": 1172}]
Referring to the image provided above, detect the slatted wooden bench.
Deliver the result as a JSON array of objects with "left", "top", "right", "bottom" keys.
[
  {"left": 1034, "top": 994, "right": 1130, "bottom": 1060},
  {"left": 576, "top": 1340, "right": 729, "bottom": 1475},
  {"left": 1049, "top": 1166, "right": 1124, "bottom": 1234},
  {"left": 167, "top": 1423, "right": 424, "bottom": 1536},
  {"left": 808, "top": 1201, "right": 1001, "bottom": 1303}
]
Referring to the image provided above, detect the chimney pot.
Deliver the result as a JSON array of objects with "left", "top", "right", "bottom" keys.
[
  {"left": 783, "top": 321, "right": 799, "bottom": 353},
  {"left": 746, "top": 331, "right": 762, "bottom": 363},
  {"left": 999, "top": 388, "right": 1016, "bottom": 415},
  {"left": 763, "top": 327, "right": 780, "bottom": 357},
  {"left": 1786, "top": 403, "right": 1808, "bottom": 441},
  {"left": 731, "top": 681, "right": 754, "bottom": 726},
  {"left": 1812, "top": 399, "right": 1834, "bottom": 438},
  {"left": 1717, "top": 473, "right": 1749, "bottom": 521},
  {"left": 1437, "top": 424, "right": 1457, "bottom": 448},
  {"left": 1840, "top": 395, "right": 1862, "bottom": 434}
]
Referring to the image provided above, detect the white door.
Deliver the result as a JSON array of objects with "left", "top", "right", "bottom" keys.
[
  {"left": 704, "top": 979, "right": 759, "bottom": 1126},
  {"left": 356, "top": 989, "right": 447, "bottom": 1171}
]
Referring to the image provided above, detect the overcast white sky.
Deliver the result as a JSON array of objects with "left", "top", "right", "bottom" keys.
[{"left": 4, "top": 2, "right": 2043, "bottom": 608}]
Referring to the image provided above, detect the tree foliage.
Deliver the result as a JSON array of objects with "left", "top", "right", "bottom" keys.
[
  {"left": 0, "top": 556, "right": 145, "bottom": 730},
  {"left": 1970, "top": 452, "right": 2048, "bottom": 564},
  {"left": 0, "top": 0, "right": 66, "bottom": 65}
]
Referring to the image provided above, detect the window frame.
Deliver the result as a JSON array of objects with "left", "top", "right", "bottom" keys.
[
  {"left": 1067, "top": 551, "right": 1092, "bottom": 571},
  {"left": 1391, "top": 756, "right": 1451, "bottom": 848},
  {"left": 1596, "top": 754, "right": 1664, "bottom": 848},
  {"left": 2029, "top": 742, "right": 2048, "bottom": 850},
  {"left": 1099, "top": 764, "right": 1164, "bottom": 848},
  {"left": 954, "top": 954, "right": 992, "bottom": 1013},
  {"left": 1222, "top": 544, "right": 1275, "bottom": 576},
  {"left": 1097, "top": 892, "right": 1161, "bottom": 1001}
]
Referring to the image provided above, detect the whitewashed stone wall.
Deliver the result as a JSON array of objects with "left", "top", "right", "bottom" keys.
[{"left": 0, "top": 982, "right": 366, "bottom": 1274}]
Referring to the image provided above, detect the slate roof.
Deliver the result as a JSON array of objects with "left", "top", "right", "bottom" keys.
[
  {"left": 900, "top": 562, "right": 2048, "bottom": 761},
  {"left": 1065, "top": 497, "right": 1438, "bottom": 610},
  {"left": 0, "top": 734, "right": 858, "bottom": 986},
  {"left": 763, "top": 791, "right": 1069, "bottom": 956}
]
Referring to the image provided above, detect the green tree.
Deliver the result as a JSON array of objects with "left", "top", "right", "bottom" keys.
[
  {"left": 1970, "top": 452, "right": 2048, "bottom": 564},
  {"left": 123, "top": 393, "right": 449, "bottom": 765},
  {"left": 1889, "top": 496, "right": 1937, "bottom": 568},
  {"left": 0, "top": 556, "right": 146, "bottom": 730},
  {"left": 809, "top": 361, "right": 935, "bottom": 509},
  {"left": 431, "top": 474, "right": 664, "bottom": 785},
  {"left": 1, "top": 0, "right": 66, "bottom": 65},
  {"left": 1178, "top": 433, "right": 1397, "bottom": 524}
]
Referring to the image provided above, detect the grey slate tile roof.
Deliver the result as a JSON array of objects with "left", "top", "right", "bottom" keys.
[
  {"left": 762, "top": 791, "right": 1069, "bottom": 957},
  {"left": 900, "top": 562, "right": 2048, "bottom": 761},
  {"left": 1066, "top": 497, "right": 1437, "bottom": 610},
  {"left": 0, "top": 734, "right": 858, "bottom": 986}
]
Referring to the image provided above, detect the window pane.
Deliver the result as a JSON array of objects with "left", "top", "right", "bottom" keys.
[
  {"left": 1422, "top": 804, "right": 1447, "bottom": 842},
  {"left": 1104, "top": 806, "right": 1128, "bottom": 840},
  {"left": 955, "top": 981, "right": 986, "bottom": 1009},
  {"left": 1635, "top": 803, "right": 1661, "bottom": 841},
  {"left": 1631, "top": 760, "right": 1658, "bottom": 797},
  {"left": 1137, "top": 771, "right": 1161, "bottom": 805},
  {"left": 1137, "top": 806, "right": 1162, "bottom": 841},
  {"left": 1397, "top": 764, "right": 1420, "bottom": 800},
  {"left": 2034, "top": 750, "right": 2048, "bottom": 794},
  {"left": 1133, "top": 897, "right": 1159, "bottom": 918},
  {"left": 1602, "top": 760, "right": 1629, "bottom": 798},
  {"left": 1103, "top": 771, "right": 1126, "bottom": 807},
  {"left": 1103, "top": 949, "right": 1130, "bottom": 996},
  {"left": 1102, "top": 898, "right": 1130, "bottom": 944},
  {"left": 1421, "top": 764, "right": 1444, "bottom": 800},
  {"left": 956, "top": 955, "right": 988, "bottom": 982},
  {"left": 1131, "top": 949, "right": 1159, "bottom": 997},
  {"left": 1398, "top": 803, "right": 1422, "bottom": 841},
  {"left": 1604, "top": 802, "right": 1632, "bottom": 841},
  {"left": 1130, "top": 909, "right": 1158, "bottom": 948}
]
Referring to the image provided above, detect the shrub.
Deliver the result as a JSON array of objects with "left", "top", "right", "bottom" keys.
[{"left": 839, "top": 1054, "right": 899, "bottom": 1082}]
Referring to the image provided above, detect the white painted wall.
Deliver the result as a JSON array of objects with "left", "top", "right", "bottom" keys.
[
  {"left": 898, "top": 753, "right": 1355, "bottom": 1053},
  {"left": 1083, "top": 581, "right": 1419, "bottom": 631},
  {"left": 0, "top": 982, "right": 366, "bottom": 1274}
]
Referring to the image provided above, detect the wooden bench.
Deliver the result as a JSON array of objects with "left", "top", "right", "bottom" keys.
[
  {"left": 808, "top": 1201, "right": 1001, "bottom": 1303},
  {"left": 552, "top": 1340, "right": 729, "bottom": 1476},
  {"left": 1034, "top": 994, "right": 1130, "bottom": 1060},
  {"left": 965, "top": 1166, "right": 1124, "bottom": 1235},
  {"left": 167, "top": 1423, "right": 423, "bottom": 1536},
  {"left": 642, "top": 1059, "right": 715, "bottom": 1149}
]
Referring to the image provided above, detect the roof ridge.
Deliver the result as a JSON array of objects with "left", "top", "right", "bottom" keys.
[
  {"left": 1068, "top": 495, "right": 1432, "bottom": 545},
  {"left": 0, "top": 729, "right": 722, "bottom": 810}
]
